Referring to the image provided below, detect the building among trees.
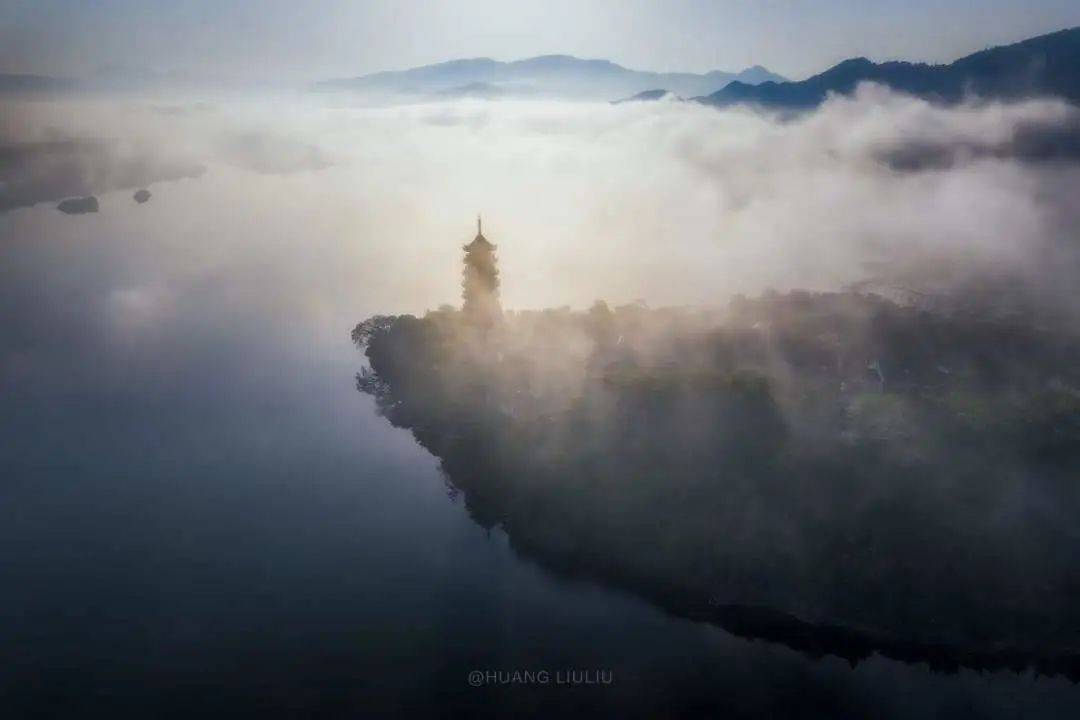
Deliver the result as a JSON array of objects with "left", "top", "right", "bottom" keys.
[{"left": 462, "top": 215, "right": 501, "bottom": 325}]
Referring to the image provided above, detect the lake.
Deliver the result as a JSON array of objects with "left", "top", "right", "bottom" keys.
[{"left": 1, "top": 166, "right": 1078, "bottom": 719}]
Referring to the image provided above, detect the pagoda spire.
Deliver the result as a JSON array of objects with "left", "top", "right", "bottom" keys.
[{"left": 477, "top": 214, "right": 482, "bottom": 236}]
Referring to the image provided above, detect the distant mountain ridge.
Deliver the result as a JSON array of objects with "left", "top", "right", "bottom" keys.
[
  {"left": 699, "top": 27, "right": 1080, "bottom": 109},
  {"left": 313, "top": 55, "right": 786, "bottom": 100}
]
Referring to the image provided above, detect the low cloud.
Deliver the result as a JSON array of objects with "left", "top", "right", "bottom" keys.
[
  {"left": 876, "top": 109, "right": 1080, "bottom": 170},
  {"left": 341, "top": 86, "right": 1080, "bottom": 659},
  {"left": 0, "top": 137, "right": 205, "bottom": 212},
  {"left": 216, "top": 131, "right": 332, "bottom": 175},
  {"left": 2, "top": 84, "right": 1078, "bottom": 341}
]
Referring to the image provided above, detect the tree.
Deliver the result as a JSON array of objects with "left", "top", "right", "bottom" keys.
[{"left": 351, "top": 315, "right": 396, "bottom": 350}]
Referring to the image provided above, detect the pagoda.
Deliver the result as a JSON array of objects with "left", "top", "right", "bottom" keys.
[{"left": 462, "top": 215, "right": 501, "bottom": 325}]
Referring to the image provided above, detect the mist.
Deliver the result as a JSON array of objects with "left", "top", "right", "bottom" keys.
[
  {"left": 5, "top": 86, "right": 1079, "bottom": 317},
  {"left": 8, "top": 2, "right": 1080, "bottom": 712},
  {"left": 327, "top": 86, "right": 1080, "bottom": 667},
  {"left": 3, "top": 70, "right": 1080, "bottom": 717},
  {"left": 5, "top": 85, "right": 1078, "bottom": 481}
]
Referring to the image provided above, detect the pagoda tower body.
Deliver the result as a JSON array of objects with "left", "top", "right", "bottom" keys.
[{"left": 462, "top": 216, "right": 501, "bottom": 325}]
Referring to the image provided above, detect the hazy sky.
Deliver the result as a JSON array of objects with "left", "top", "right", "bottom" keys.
[{"left": 1, "top": 0, "right": 1079, "bottom": 82}]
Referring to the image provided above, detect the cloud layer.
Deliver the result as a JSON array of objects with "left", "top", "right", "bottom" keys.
[{"left": 1, "top": 86, "right": 1078, "bottom": 319}]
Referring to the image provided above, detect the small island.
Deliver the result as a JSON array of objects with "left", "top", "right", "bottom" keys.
[
  {"left": 353, "top": 219, "right": 1080, "bottom": 677},
  {"left": 56, "top": 195, "right": 98, "bottom": 214}
]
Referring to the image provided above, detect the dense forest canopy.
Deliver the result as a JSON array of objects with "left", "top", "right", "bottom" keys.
[{"left": 354, "top": 286, "right": 1080, "bottom": 674}]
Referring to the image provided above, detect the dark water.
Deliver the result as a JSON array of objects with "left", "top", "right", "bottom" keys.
[{"left": 2, "top": 196, "right": 1079, "bottom": 718}]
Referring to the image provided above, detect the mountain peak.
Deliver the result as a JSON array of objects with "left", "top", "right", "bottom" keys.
[
  {"left": 834, "top": 56, "right": 874, "bottom": 68},
  {"left": 699, "top": 27, "right": 1080, "bottom": 109},
  {"left": 611, "top": 88, "right": 674, "bottom": 104}
]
